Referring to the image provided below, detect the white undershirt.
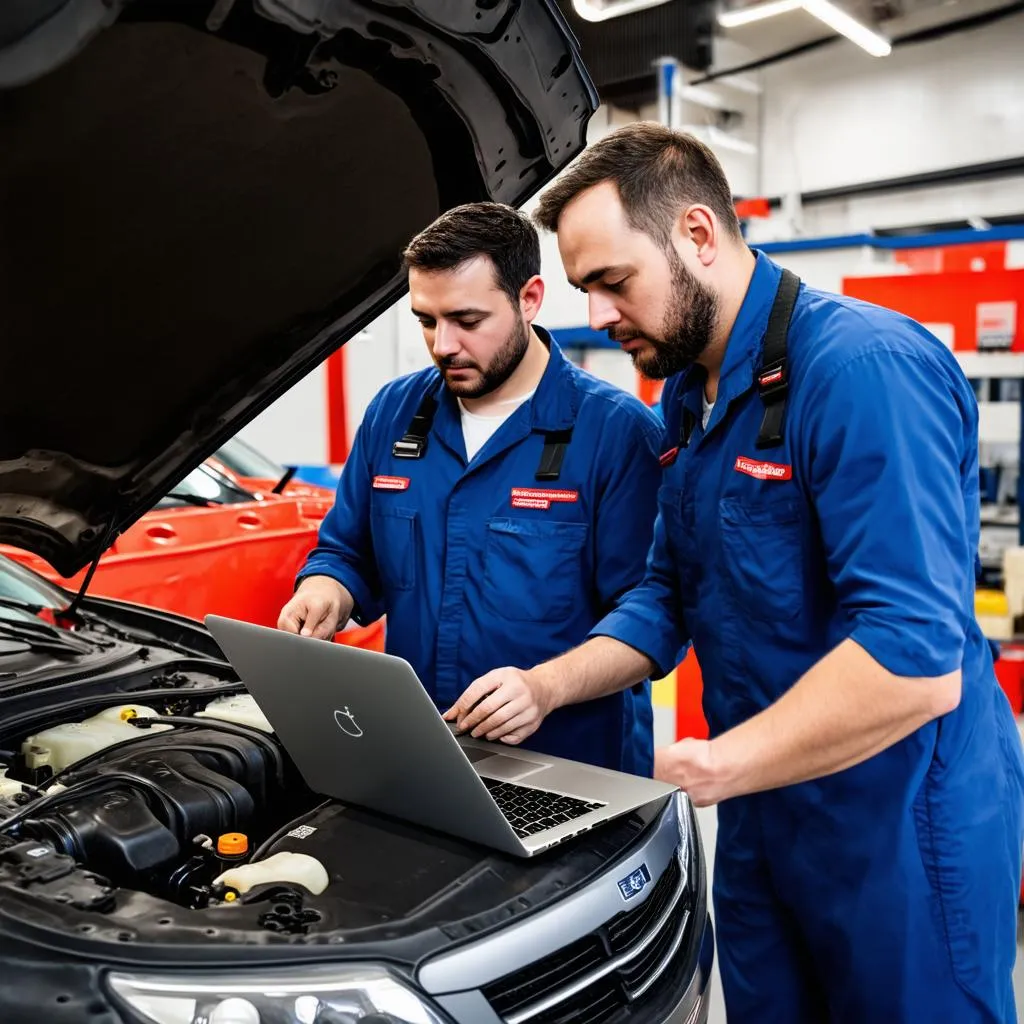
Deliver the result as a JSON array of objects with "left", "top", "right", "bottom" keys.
[
  {"left": 459, "top": 390, "right": 536, "bottom": 462},
  {"left": 702, "top": 390, "right": 715, "bottom": 431}
]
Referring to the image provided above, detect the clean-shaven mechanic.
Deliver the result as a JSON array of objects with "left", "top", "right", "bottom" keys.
[
  {"left": 447, "top": 124, "right": 1024, "bottom": 1023},
  {"left": 278, "top": 202, "right": 666, "bottom": 775}
]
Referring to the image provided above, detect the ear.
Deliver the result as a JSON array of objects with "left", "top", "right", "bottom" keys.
[
  {"left": 519, "top": 274, "right": 545, "bottom": 323},
  {"left": 672, "top": 205, "right": 719, "bottom": 269}
]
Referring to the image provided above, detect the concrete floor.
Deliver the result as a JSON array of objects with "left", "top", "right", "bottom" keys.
[{"left": 651, "top": 709, "right": 1024, "bottom": 1024}]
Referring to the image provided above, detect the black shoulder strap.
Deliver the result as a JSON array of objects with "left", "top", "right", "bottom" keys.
[
  {"left": 535, "top": 428, "right": 573, "bottom": 481},
  {"left": 392, "top": 391, "right": 439, "bottom": 460},
  {"left": 679, "top": 408, "right": 697, "bottom": 449},
  {"left": 755, "top": 268, "right": 800, "bottom": 450}
]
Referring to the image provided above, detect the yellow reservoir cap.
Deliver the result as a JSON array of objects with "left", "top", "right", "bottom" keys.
[{"left": 217, "top": 833, "right": 249, "bottom": 857}]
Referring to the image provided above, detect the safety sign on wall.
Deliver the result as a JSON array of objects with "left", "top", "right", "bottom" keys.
[{"left": 976, "top": 301, "right": 1017, "bottom": 351}]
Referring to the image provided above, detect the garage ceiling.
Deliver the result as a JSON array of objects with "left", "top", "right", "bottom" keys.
[{"left": 557, "top": 0, "right": 1022, "bottom": 104}]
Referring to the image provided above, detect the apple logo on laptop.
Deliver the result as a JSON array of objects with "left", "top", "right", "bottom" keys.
[{"left": 334, "top": 707, "right": 363, "bottom": 738}]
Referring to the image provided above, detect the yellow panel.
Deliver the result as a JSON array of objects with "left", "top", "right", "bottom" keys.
[
  {"left": 976, "top": 588, "right": 1009, "bottom": 617},
  {"left": 652, "top": 670, "right": 676, "bottom": 709}
]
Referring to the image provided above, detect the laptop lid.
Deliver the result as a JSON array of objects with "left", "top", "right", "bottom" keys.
[{"left": 204, "top": 615, "right": 528, "bottom": 853}]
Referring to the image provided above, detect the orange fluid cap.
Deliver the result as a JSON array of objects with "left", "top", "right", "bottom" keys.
[{"left": 217, "top": 833, "right": 249, "bottom": 856}]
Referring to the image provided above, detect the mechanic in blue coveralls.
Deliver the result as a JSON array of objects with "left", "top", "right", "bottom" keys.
[
  {"left": 448, "top": 124, "right": 1024, "bottom": 1023},
  {"left": 277, "top": 202, "right": 665, "bottom": 776}
]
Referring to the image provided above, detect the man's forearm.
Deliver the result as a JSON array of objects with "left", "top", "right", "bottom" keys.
[
  {"left": 709, "top": 638, "right": 961, "bottom": 799},
  {"left": 531, "top": 636, "right": 656, "bottom": 711}
]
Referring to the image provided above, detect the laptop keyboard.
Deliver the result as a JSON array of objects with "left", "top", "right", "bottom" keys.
[{"left": 481, "top": 777, "right": 605, "bottom": 838}]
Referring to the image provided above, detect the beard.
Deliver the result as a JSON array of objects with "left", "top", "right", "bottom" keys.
[
  {"left": 438, "top": 315, "right": 530, "bottom": 399},
  {"left": 610, "top": 249, "right": 719, "bottom": 380}
]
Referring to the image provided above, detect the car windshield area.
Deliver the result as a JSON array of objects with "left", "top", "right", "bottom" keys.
[
  {"left": 0, "top": 554, "right": 68, "bottom": 623},
  {"left": 157, "top": 464, "right": 259, "bottom": 509},
  {"left": 214, "top": 436, "right": 286, "bottom": 481}
]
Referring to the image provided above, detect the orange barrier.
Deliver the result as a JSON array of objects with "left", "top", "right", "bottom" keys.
[{"left": 675, "top": 647, "right": 709, "bottom": 740}]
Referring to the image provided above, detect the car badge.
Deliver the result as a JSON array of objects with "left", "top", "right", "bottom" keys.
[
  {"left": 617, "top": 863, "right": 652, "bottom": 901},
  {"left": 334, "top": 707, "right": 363, "bottom": 738}
]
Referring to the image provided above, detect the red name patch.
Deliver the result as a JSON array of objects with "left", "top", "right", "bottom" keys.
[
  {"left": 372, "top": 475, "right": 410, "bottom": 491},
  {"left": 734, "top": 456, "right": 792, "bottom": 481},
  {"left": 510, "top": 487, "right": 578, "bottom": 511},
  {"left": 659, "top": 447, "right": 680, "bottom": 468}
]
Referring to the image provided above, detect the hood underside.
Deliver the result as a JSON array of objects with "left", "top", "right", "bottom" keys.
[{"left": 0, "top": 0, "right": 597, "bottom": 576}]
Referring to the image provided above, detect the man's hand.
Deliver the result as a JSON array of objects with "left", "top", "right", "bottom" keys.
[
  {"left": 277, "top": 576, "right": 352, "bottom": 640},
  {"left": 444, "top": 667, "right": 554, "bottom": 745},
  {"left": 654, "top": 739, "right": 726, "bottom": 807}
]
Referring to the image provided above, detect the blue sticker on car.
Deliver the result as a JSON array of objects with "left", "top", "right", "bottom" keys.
[{"left": 617, "top": 863, "right": 652, "bottom": 901}]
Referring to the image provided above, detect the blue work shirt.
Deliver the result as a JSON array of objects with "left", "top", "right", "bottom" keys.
[
  {"left": 594, "top": 251, "right": 1024, "bottom": 1020},
  {"left": 299, "top": 332, "right": 665, "bottom": 775}
]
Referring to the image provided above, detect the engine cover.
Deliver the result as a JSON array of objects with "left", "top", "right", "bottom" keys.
[{"left": 20, "top": 729, "right": 280, "bottom": 887}]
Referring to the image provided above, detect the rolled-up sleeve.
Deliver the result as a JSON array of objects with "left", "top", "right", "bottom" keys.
[
  {"left": 798, "top": 346, "right": 974, "bottom": 678},
  {"left": 297, "top": 393, "right": 385, "bottom": 625}
]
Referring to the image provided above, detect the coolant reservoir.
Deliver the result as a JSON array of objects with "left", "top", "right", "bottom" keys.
[
  {"left": 21, "top": 705, "right": 171, "bottom": 773},
  {"left": 213, "top": 852, "right": 329, "bottom": 896},
  {"left": 0, "top": 769, "right": 26, "bottom": 798},
  {"left": 196, "top": 694, "right": 272, "bottom": 734}
]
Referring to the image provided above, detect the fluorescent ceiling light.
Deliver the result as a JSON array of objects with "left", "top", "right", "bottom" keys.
[
  {"left": 718, "top": 0, "right": 800, "bottom": 27},
  {"left": 572, "top": 0, "right": 674, "bottom": 22},
  {"left": 801, "top": 0, "right": 892, "bottom": 55},
  {"left": 718, "top": 0, "right": 891, "bottom": 56}
]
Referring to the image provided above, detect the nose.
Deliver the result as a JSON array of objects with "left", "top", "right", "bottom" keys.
[
  {"left": 431, "top": 321, "right": 461, "bottom": 360},
  {"left": 589, "top": 292, "right": 621, "bottom": 332}
]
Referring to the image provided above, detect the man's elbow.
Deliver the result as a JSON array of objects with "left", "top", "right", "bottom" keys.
[{"left": 926, "top": 669, "right": 962, "bottom": 718}]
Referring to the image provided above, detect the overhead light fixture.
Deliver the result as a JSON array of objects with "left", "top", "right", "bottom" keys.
[
  {"left": 800, "top": 0, "right": 892, "bottom": 55},
  {"left": 718, "top": 0, "right": 891, "bottom": 56},
  {"left": 572, "top": 0, "right": 674, "bottom": 21},
  {"left": 717, "top": 0, "right": 800, "bottom": 27}
]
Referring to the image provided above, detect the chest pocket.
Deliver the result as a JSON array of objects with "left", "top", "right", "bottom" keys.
[
  {"left": 370, "top": 505, "right": 418, "bottom": 591},
  {"left": 719, "top": 497, "right": 804, "bottom": 622},
  {"left": 483, "top": 518, "right": 588, "bottom": 622}
]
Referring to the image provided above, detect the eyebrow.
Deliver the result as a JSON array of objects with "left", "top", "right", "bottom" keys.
[
  {"left": 411, "top": 307, "right": 489, "bottom": 319},
  {"left": 569, "top": 265, "right": 629, "bottom": 289}
]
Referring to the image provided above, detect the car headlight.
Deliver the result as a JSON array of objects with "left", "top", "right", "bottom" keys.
[{"left": 106, "top": 965, "right": 448, "bottom": 1024}]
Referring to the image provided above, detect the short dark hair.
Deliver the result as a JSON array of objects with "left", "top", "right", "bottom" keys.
[
  {"left": 402, "top": 202, "right": 541, "bottom": 303},
  {"left": 533, "top": 122, "right": 742, "bottom": 244}
]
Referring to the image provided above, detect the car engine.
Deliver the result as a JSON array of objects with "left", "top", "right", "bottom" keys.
[{"left": 0, "top": 696, "right": 322, "bottom": 914}]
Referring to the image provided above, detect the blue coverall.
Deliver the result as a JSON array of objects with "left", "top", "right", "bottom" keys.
[
  {"left": 596, "top": 251, "right": 1024, "bottom": 1021},
  {"left": 299, "top": 331, "right": 665, "bottom": 775}
]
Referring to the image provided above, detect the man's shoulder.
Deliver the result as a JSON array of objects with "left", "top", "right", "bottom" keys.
[
  {"left": 789, "top": 284, "right": 966, "bottom": 396},
  {"left": 571, "top": 365, "right": 664, "bottom": 442},
  {"left": 364, "top": 366, "right": 443, "bottom": 424}
]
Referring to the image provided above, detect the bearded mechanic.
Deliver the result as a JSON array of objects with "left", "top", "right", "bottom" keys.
[
  {"left": 448, "top": 124, "right": 1024, "bottom": 1023},
  {"left": 278, "top": 202, "right": 665, "bottom": 775}
]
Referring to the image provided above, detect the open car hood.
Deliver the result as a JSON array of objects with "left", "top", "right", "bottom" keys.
[{"left": 0, "top": 0, "right": 597, "bottom": 577}]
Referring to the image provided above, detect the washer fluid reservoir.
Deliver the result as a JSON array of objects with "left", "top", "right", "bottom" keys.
[
  {"left": 214, "top": 852, "right": 329, "bottom": 896},
  {"left": 196, "top": 694, "right": 272, "bottom": 733},
  {"left": 21, "top": 705, "right": 171, "bottom": 773}
]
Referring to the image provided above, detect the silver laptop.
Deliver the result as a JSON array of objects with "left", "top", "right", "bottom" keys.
[{"left": 204, "top": 615, "right": 678, "bottom": 857}]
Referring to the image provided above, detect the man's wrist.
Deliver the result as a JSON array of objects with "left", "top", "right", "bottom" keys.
[{"left": 526, "top": 662, "right": 560, "bottom": 716}]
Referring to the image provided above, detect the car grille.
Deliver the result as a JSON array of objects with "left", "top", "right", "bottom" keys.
[{"left": 481, "top": 852, "right": 688, "bottom": 1024}]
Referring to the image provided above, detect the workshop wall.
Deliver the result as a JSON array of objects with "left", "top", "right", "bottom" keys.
[{"left": 750, "top": 12, "right": 1024, "bottom": 241}]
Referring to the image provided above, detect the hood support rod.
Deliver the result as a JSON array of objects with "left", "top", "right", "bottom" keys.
[{"left": 63, "top": 521, "right": 117, "bottom": 621}]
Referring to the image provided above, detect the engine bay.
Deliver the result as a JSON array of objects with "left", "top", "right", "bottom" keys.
[{"left": 0, "top": 690, "right": 658, "bottom": 955}]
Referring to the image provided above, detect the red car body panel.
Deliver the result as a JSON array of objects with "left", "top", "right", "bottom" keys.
[{"left": 0, "top": 464, "right": 384, "bottom": 652}]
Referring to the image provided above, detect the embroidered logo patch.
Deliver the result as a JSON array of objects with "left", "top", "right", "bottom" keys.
[
  {"left": 510, "top": 487, "right": 578, "bottom": 511},
  {"left": 372, "top": 475, "right": 410, "bottom": 491},
  {"left": 734, "top": 456, "right": 792, "bottom": 481}
]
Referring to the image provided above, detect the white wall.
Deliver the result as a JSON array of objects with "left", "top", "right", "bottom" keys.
[{"left": 751, "top": 11, "right": 1024, "bottom": 240}]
